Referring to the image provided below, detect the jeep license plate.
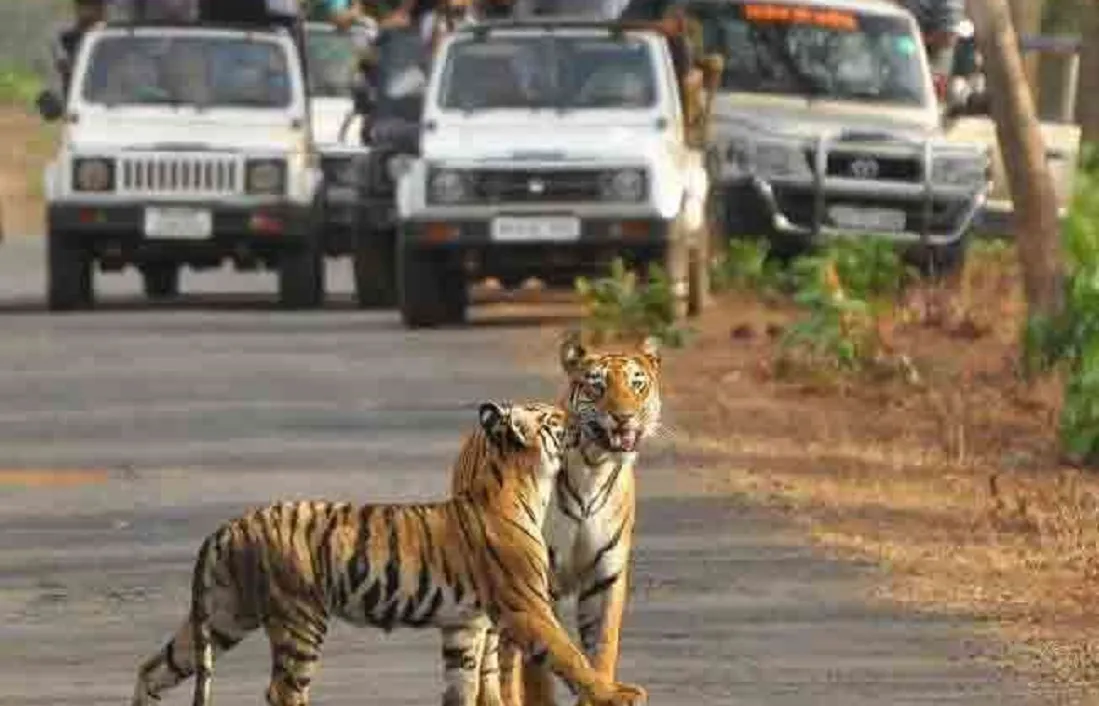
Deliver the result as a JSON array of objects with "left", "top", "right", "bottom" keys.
[
  {"left": 490, "top": 216, "right": 581, "bottom": 242},
  {"left": 827, "top": 205, "right": 906, "bottom": 233},
  {"left": 144, "top": 207, "right": 213, "bottom": 240}
]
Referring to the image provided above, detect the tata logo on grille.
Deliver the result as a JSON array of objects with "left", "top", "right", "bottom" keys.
[
  {"left": 849, "top": 157, "right": 879, "bottom": 180},
  {"left": 527, "top": 178, "right": 546, "bottom": 195}
]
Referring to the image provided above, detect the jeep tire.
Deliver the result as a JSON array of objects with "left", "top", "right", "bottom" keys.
[
  {"left": 47, "top": 229, "right": 93, "bottom": 312},
  {"left": 353, "top": 230, "right": 398, "bottom": 309},
  {"left": 278, "top": 235, "right": 325, "bottom": 309},
  {"left": 142, "top": 264, "right": 180, "bottom": 300},
  {"left": 397, "top": 240, "right": 467, "bottom": 329}
]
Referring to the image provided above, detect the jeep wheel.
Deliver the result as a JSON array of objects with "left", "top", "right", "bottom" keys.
[
  {"left": 142, "top": 264, "right": 180, "bottom": 300},
  {"left": 353, "top": 231, "right": 398, "bottom": 309},
  {"left": 398, "top": 242, "right": 467, "bottom": 329},
  {"left": 47, "top": 230, "right": 94, "bottom": 312},
  {"left": 908, "top": 235, "right": 969, "bottom": 280},
  {"left": 278, "top": 238, "right": 325, "bottom": 310}
]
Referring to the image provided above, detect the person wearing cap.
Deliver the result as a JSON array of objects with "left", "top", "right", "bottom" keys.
[
  {"left": 893, "top": 0, "right": 966, "bottom": 97},
  {"left": 52, "top": 0, "right": 108, "bottom": 97}
]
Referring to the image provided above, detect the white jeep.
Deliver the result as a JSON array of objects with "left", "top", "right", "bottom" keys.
[
  {"left": 394, "top": 20, "right": 712, "bottom": 328},
  {"left": 37, "top": 18, "right": 326, "bottom": 310}
]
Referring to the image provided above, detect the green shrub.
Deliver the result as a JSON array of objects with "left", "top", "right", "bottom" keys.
[
  {"left": 778, "top": 237, "right": 912, "bottom": 372},
  {"left": 0, "top": 64, "right": 40, "bottom": 105},
  {"left": 1020, "top": 142, "right": 1099, "bottom": 465},
  {"left": 575, "top": 258, "right": 691, "bottom": 348}
]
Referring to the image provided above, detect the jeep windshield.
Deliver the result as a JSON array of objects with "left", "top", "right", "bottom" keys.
[
  {"left": 691, "top": 2, "right": 931, "bottom": 107},
  {"left": 81, "top": 34, "right": 293, "bottom": 109},
  {"left": 305, "top": 26, "right": 361, "bottom": 98},
  {"left": 437, "top": 34, "right": 657, "bottom": 112}
]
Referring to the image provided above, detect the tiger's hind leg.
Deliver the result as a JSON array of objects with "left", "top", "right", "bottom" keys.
[
  {"left": 130, "top": 614, "right": 250, "bottom": 706},
  {"left": 474, "top": 623, "right": 504, "bottom": 706},
  {"left": 263, "top": 613, "right": 328, "bottom": 706},
  {"left": 441, "top": 615, "right": 495, "bottom": 706}
]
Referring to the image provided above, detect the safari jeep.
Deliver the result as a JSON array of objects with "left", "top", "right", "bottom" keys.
[
  {"left": 943, "top": 24, "right": 1083, "bottom": 236},
  {"left": 690, "top": 0, "right": 991, "bottom": 271},
  {"left": 36, "top": 6, "right": 326, "bottom": 311},
  {"left": 394, "top": 20, "right": 712, "bottom": 328}
]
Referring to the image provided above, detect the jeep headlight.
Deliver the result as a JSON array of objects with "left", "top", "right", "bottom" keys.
[
  {"left": 599, "top": 169, "right": 646, "bottom": 202},
  {"left": 755, "top": 142, "right": 812, "bottom": 180},
  {"left": 245, "top": 158, "right": 287, "bottom": 195},
  {"left": 72, "top": 157, "right": 114, "bottom": 192},
  {"left": 931, "top": 154, "right": 989, "bottom": 187},
  {"left": 322, "top": 157, "right": 356, "bottom": 188},
  {"left": 428, "top": 168, "right": 473, "bottom": 204}
]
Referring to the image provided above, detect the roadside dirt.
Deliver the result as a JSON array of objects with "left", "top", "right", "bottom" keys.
[
  {"left": 0, "top": 106, "right": 52, "bottom": 238},
  {"left": 511, "top": 248, "right": 1099, "bottom": 692}
]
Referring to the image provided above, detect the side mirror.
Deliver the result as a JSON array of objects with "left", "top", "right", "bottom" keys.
[{"left": 35, "top": 89, "right": 64, "bottom": 122}]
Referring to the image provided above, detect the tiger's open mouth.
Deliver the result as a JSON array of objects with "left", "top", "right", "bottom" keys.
[{"left": 588, "top": 422, "right": 641, "bottom": 453}]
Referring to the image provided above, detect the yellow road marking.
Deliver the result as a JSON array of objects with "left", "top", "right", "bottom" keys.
[{"left": 0, "top": 468, "right": 110, "bottom": 487}]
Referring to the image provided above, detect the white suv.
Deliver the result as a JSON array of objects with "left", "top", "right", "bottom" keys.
[
  {"left": 395, "top": 20, "right": 712, "bottom": 328},
  {"left": 37, "top": 20, "right": 325, "bottom": 310}
]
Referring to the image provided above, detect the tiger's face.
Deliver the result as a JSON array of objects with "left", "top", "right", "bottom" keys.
[
  {"left": 478, "top": 400, "right": 571, "bottom": 480},
  {"left": 558, "top": 332, "right": 662, "bottom": 454}
]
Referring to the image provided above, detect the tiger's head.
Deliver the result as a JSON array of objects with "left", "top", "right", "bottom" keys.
[
  {"left": 558, "top": 331, "right": 662, "bottom": 455},
  {"left": 477, "top": 400, "right": 572, "bottom": 482}
]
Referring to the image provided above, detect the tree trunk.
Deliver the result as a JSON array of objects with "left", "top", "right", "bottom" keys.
[
  {"left": 1079, "top": 4, "right": 1099, "bottom": 142},
  {"left": 1008, "top": 0, "right": 1044, "bottom": 94},
  {"left": 966, "top": 0, "right": 1065, "bottom": 319}
]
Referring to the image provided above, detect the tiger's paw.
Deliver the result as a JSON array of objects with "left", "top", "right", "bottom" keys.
[{"left": 589, "top": 682, "right": 647, "bottom": 706}]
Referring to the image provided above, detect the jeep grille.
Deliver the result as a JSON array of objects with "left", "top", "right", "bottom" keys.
[
  {"left": 118, "top": 155, "right": 241, "bottom": 196},
  {"left": 471, "top": 168, "right": 603, "bottom": 204}
]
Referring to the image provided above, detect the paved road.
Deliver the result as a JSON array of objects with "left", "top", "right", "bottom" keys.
[{"left": 0, "top": 237, "right": 1077, "bottom": 705}]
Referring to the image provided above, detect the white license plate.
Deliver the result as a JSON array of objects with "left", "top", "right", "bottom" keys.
[
  {"left": 143, "top": 207, "right": 213, "bottom": 240},
  {"left": 827, "top": 205, "right": 906, "bottom": 233},
  {"left": 490, "top": 216, "right": 581, "bottom": 242}
]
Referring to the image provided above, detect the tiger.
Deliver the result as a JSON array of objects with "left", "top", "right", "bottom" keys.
[
  {"left": 128, "top": 400, "right": 648, "bottom": 706},
  {"left": 440, "top": 332, "right": 663, "bottom": 706}
]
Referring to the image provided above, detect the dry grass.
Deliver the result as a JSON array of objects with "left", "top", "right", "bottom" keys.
[
  {"left": 0, "top": 106, "right": 55, "bottom": 237},
  {"left": 514, "top": 244, "right": 1099, "bottom": 690}
]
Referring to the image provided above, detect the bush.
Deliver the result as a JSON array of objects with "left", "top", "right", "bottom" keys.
[
  {"left": 0, "top": 65, "right": 40, "bottom": 105},
  {"left": 575, "top": 258, "right": 690, "bottom": 348},
  {"left": 1021, "top": 142, "right": 1099, "bottom": 464},
  {"left": 779, "top": 238, "right": 914, "bottom": 372}
]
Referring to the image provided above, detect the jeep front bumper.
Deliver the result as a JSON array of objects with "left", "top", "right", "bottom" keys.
[{"left": 735, "top": 175, "right": 987, "bottom": 247}]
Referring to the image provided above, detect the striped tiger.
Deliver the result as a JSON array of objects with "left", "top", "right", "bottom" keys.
[
  {"left": 441, "top": 332, "right": 662, "bottom": 706},
  {"left": 129, "top": 401, "right": 648, "bottom": 706}
]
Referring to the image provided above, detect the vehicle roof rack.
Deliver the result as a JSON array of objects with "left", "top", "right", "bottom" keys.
[{"left": 461, "top": 18, "right": 634, "bottom": 38}]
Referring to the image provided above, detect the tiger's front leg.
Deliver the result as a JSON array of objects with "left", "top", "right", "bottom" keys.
[{"left": 571, "top": 509, "right": 636, "bottom": 706}]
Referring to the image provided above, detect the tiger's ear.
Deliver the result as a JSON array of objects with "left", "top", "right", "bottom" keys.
[
  {"left": 478, "top": 401, "right": 529, "bottom": 449},
  {"left": 559, "top": 329, "right": 588, "bottom": 377},
  {"left": 639, "top": 335, "right": 661, "bottom": 368}
]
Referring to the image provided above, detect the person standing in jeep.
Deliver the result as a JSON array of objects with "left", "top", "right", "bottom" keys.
[
  {"left": 51, "top": 0, "right": 108, "bottom": 97},
  {"left": 892, "top": 0, "right": 966, "bottom": 98}
]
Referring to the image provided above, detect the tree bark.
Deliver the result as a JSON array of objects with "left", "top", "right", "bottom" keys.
[
  {"left": 1007, "top": 0, "right": 1044, "bottom": 94},
  {"left": 1079, "top": 3, "right": 1099, "bottom": 141},
  {"left": 966, "top": 0, "right": 1065, "bottom": 319}
]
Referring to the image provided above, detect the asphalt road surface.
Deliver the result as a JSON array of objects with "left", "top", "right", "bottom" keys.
[{"left": 0, "top": 236, "right": 1079, "bottom": 705}]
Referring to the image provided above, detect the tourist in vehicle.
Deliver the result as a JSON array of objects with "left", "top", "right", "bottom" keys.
[
  {"left": 892, "top": 0, "right": 965, "bottom": 98},
  {"left": 52, "top": 0, "right": 108, "bottom": 96}
]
